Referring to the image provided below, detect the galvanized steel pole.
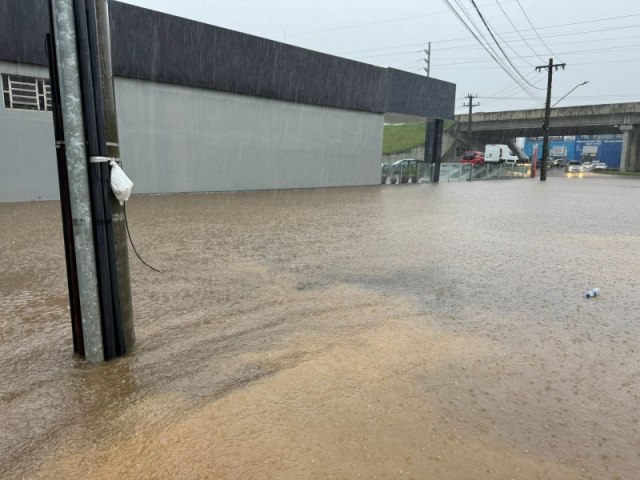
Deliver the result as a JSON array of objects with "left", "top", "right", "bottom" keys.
[{"left": 51, "top": 0, "right": 104, "bottom": 362}]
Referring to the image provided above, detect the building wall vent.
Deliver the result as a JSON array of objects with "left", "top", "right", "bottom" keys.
[{"left": 2, "top": 73, "right": 52, "bottom": 112}]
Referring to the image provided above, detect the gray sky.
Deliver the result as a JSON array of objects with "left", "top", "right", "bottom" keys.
[{"left": 118, "top": 0, "right": 638, "bottom": 114}]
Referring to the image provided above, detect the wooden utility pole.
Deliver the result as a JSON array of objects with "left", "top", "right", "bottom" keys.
[
  {"left": 535, "top": 58, "right": 565, "bottom": 181},
  {"left": 463, "top": 94, "right": 479, "bottom": 148}
]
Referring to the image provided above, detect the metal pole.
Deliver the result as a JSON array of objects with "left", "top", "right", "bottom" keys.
[
  {"left": 51, "top": 0, "right": 104, "bottom": 362},
  {"left": 46, "top": 31, "right": 84, "bottom": 355}
]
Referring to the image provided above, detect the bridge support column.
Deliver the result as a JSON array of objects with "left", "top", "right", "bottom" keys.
[
  {"left": 620, "top": 125, "right": 640, "bottom": 173},
  {"left": 425, "top": 118, "right": 444, "bottom": 183}
]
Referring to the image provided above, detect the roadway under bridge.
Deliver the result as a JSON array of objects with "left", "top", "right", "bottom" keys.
[{"left": 445, "top": 102, "right": 640, "bottom": 172}]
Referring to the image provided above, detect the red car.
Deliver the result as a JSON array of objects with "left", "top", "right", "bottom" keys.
[{"left": 460, "top": 151, "right": 485, "bottom": 166}]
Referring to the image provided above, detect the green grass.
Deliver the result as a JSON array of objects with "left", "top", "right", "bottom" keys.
[{"left": 383, "top": 123, "right": 426, "bottom": 155}]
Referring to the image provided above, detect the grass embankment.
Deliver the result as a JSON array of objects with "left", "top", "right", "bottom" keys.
[{"left": 383, "top": 123, "right": 426, "bottom": 155}]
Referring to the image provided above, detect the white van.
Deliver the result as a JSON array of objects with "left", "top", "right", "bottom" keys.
[{"left": 484, "top": 144, "right": 518, "bottom": 164}]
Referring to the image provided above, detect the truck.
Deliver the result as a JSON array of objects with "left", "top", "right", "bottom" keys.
[{"left": 484, "top": 144, "right": 518, "bottom": 164}]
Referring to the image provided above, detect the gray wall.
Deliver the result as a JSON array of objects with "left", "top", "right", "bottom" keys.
[
  {"left": 117, "top": 77, "right": 383, "bottom": 194},
  {"left": 0, "top": 62, "right": 58, "bottom": 202},
  {"left": 0, "top": 61, "right": 383, "bottom": 202}
]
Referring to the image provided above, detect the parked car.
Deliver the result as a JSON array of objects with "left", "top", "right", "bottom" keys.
[
  {"left": 565, "top": 160, "right": 582, "bottom": 173},
  {"left": 460, "top": 150, "right": 485, "bottom": 166},
  {"left": 551, "top": 157, "right": 567, "bottom": 168},
  {"left": 594, "top": 162, "right": 608, "bottom": 170}
]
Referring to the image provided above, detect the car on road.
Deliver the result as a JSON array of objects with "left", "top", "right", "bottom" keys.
[
  {"left": 565, "top": 160, "right": 582, "bottom": 173},
  {"left": 484, "top": 144, "right": 518, "bottom": 165},
  {"left": 581, "top": 162, "right": 594, "bottom": 171},
  {"left": 551, "top": 157, "right": 567, "bottom": 168},
  {"left": 594, "top": 162, "right": 608, "bottom": 170},
  {"left": 460, "top": 150, "right": 485, "bottom": 166}
]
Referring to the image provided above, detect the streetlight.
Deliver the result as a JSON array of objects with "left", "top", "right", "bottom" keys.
[{"left": 552, "top": 81, "right": 589, "bottom": 108}]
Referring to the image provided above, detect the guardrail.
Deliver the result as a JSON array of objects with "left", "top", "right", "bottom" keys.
[{"left": 381, "top": 163, "right": 531, "bottom": 184}]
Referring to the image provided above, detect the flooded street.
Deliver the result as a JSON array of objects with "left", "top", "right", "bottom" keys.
[{"left": 2, "top": 175, "right": 640, "bottom": 479}]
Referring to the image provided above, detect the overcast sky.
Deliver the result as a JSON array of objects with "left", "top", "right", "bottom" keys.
[{"left": 118, "top": 0, "right": 637, "bottom": 114}]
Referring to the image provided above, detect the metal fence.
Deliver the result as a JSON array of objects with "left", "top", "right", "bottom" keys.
[{"left": 381, "top": 163, "right": 531, "bottom": 184}]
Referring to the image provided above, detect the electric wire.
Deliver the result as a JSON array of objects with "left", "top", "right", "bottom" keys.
[
  {"left": 286, "top": 0, "right": 517, "bottom": 37},
  {"left": 515, "top": 0, "right": 560, "bottom": 60},
  {"left": 469, "top": 0, "right": 542, "bottom": 86},
  {"left": 338, "top": 15, "right": 640, "bottom": 56},
  {"left": 495, "top": 0, "right": 545, "bottom": 62},
  {"left": 123, "top": 204, "right": 161, "bottom": 273},
  {"left": 441, "top": 0, "right": 540, "bottom": 100},
  {"left": 434, "top": 41, "right": 640, "bottom": 66},
  {"left": 350, "top": 29, "right": 640, "bottom": 60},
  {"left": 482, "top": 70, "right": 540, "bottom": 105},
  {"left": 433, "top": 29, "right": 640, "bottom": 53}
]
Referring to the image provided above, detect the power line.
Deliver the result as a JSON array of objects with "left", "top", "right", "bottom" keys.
[
  {"left": 441, "top": 0, "right": 540, "bottom": 100},
  {"left": 337, "top": 17, "right": 640, "bottom": 56},
  {"left": 473, "top": 2, "right": 536, "bottom": 67},
  {"left": 433, "top": 41, "right": 640, "bottom": 66},
  {"left": 432, "top": 29, "right": 640, "bottom": 53},
  {"left": 482, "top": 70, "right": 540, "bottom": 105},
  {"left": 515, "top": 0, "right": 560, "bottom": 61},
  {"left": 495, "top": 0, "right": 545, "bottom": 62},
  {"left": 348, "top": 28, "right": 640, "bottom": 60},
  {"left": 469, "top": 0, "right": 541, "bottom": 86},
  {"left": 286, "top": 0, "right": 518, "bottom": 37}
]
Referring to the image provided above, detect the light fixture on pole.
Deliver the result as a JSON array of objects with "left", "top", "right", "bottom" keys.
[{"left": 552, "top": 81, "right": 589, "bottom": 108}]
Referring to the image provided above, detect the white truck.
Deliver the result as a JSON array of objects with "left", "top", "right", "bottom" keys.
[{"left": 484, "top": 144, "right": 518, "bottom": 164}]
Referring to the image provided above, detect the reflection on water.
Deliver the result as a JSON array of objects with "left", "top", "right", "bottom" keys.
[{"left": 1, "top": 176, "right": 640, "bottom": 479}]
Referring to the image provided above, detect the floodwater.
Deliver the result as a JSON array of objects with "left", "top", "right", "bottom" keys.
[{"left": 1, "top": 174, "right": 640, "bottom": 479}]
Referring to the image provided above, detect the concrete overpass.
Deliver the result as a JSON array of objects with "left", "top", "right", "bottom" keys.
[{"left": 445, "top": 102, "right": 640, "bottom": 171}]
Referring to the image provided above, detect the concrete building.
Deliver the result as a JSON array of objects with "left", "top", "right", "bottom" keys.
[{"left": 0, "top": 0, "right": 456, "bottom": 202}]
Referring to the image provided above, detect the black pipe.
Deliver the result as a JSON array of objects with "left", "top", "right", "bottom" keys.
[
  {"left": 73, "top": 0, "right": 117, "bottom": 360},
  {"left": 97, "top": 0, "right": 134, "bottom": 351},
  {"left": 45, "top": 28, "right": 84, "bottom": 356},
  {"left": 85, "top": 0, "right": 126, "bottom": 356}
]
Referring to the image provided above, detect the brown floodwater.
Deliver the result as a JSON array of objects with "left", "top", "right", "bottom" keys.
[{"left": 1, "top": 174, "right": 639, "bottom": 479}]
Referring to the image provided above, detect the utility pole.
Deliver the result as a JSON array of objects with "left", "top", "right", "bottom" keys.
[
  {"left": 48, "top": 0, "right": 134, "bottom": 362},
  {"left": 536, "top": 58, "right": 565, "bottom": 181},
  {"left": 463, "top": 94, "right": 479, "bottom": 148},
  {"left": 423, "top": 42, "right": 431, "bottom": 77},
  {"left": 50, "top": 0, "right": 104, "bottom": 362}
]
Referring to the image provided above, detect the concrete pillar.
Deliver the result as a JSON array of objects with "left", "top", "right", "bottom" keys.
[
  {"left": 620, "top": 125, "right": 640, "bottom": 173},
  {"left": 424, "top": 119, "right": 444, "bottom": 183}
]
